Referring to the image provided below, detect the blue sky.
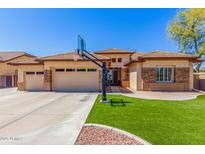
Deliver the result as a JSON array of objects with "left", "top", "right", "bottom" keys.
[{"left": 0, "top": 9, "right": 178, "bottom": 56}]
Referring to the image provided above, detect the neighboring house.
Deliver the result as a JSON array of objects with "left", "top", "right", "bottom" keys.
[
  {"left": 0, "top": 52, "right": 35, "bottom": 88},
  {"left": 9, "top": 49, "right": 201, "bottom": 92}
]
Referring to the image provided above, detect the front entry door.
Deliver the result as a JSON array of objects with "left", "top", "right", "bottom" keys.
[{"left": 113, "top": 70, "right": 118, "bottom": 85}]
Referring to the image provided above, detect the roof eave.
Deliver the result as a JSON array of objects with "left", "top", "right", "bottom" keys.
[
  {"left": 192, "top": 59, "right": 204, "bottom": 63},
  {"left": 142, "top": 57, "right": 199, "bottom": 60},
  {"left": 95, "top": 52, "right": 134, "bottom": 54},
  {"left": 42, "top": 59, "right": 111, "bottom": 62},
  {"left": 8, "top": 63, "right": 43, "bottom": 66},
  {"left": 124, "top": 60, "right": 142, "bottom": 66}
]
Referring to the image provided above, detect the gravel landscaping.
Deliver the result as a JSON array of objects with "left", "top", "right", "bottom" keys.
[{"left": 75, "top": 125, "right": 143, "bottom": 145}]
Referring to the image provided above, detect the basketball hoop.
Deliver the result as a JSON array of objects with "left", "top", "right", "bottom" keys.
[{"left": 76, "top": 35, "right": 108, "bottom": 103}]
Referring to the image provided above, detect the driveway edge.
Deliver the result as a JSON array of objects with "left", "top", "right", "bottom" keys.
[
  {"left": 84, "top": 123, "right": 151, "bottom": 145},
  {"left": 71, "top": 94, "right": 98, "bottom": 144}
]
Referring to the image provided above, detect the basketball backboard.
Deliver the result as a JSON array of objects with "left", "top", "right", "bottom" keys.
[{"left": 77, "top": 35, "right": 86, "bottom": 56}]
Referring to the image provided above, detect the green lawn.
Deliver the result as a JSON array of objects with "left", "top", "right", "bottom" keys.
[{"left": 86, "top": 94, "right": 205, "bottom": 145}]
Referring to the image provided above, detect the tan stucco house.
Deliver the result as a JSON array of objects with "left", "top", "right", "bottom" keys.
[
  {"left": 9, "top": 49, "right": 201, "bottom": 92},
  {"left": 0, "top": 52, "right": 35, "bottom": 88}
]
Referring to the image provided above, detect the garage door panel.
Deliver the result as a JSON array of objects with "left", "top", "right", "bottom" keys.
[
  {"left": 53, "top": 71, "right": 98, "bottom": 92},
  {"left": 25, "top": 74, "right": 44, "bottom": 91}
]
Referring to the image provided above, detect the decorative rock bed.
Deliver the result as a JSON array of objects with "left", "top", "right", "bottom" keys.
[{"left": 75, "top": 124, "right": 147, "bottom": 145}]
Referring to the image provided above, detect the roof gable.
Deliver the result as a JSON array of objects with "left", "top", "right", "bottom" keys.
[
  {"left": 0, "top": 51, "right": 34, "bottom": 62},
  {"left": 8, "top": 58, "right": 43, "bottom": 65}
]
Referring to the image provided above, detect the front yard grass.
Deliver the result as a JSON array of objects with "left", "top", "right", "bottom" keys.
[{"left": 86, "top": 94, "right": 205, "bottom": 145}]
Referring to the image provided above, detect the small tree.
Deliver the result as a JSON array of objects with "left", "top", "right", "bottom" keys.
[{"left": 168, "top": 9, "right": 205, "bottom": 72}]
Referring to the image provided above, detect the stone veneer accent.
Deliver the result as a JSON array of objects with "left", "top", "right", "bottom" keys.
[
  {"left": 121, "top": 68, "right": 129, "bottom": 81},
  {"left": 44, "top": 70, "right": 52, "bottom": 91},
  {"left": 142, "top": 67, "right": 190, "bottom": 91},
  {"left": 121, "top": 68, "right": 130, "bottom": 87},
  {"left": 17, "top": 82, "right": 25, "bottom": 90}
]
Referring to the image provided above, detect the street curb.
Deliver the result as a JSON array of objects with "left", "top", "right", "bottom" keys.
[{"left": 84, "top": 123, "right": 151, "bottom": 145}]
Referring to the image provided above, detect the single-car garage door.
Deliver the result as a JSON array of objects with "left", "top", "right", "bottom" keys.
[
  {"left": 53, "top": 68, "right": 98, "bottom": 92},
  {"left": 25, "top": 71, "right": 44, "bottom": 91}
]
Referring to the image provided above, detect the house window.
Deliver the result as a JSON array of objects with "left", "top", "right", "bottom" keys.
[
  {"left": 77, "top": 69, "right": 86, "bottom": 72},
  {"left": 55, "top": 69, "right": 65, "bottom": 72},
  {"left": 156, "top": 67, "right": 174, "bottom": 82},
  {"left": 87, "top": 69, "right": 97, "bottom": 72},
  {"left": 26, "top": 72, "right": 35, "bottom": 75},
  {"left": 66, "top": 69, "right": 75, "bottom": 72},
  {"left": 36, "top": 72, "right": 44, "bottom": 75},
  {"left": 112, "top": 58, "right": 116, "bottom": 63},
  {"left": 118, "top": 58, "right": 122, "bottom": 62}
]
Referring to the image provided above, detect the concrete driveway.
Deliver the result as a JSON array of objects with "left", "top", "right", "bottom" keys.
[{"left": 0, "top": 88, "right": 97, "bottom": 145}]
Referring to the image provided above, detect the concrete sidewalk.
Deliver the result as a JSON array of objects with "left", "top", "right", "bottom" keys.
[
  {"left": 124, "top": 89, "right": 202, "bottom": 100},
  {"left": 108, "top": 86, "right": 202, "bottom": 100}
]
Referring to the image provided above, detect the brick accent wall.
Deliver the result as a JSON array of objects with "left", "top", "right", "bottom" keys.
[
  {"left": 175, "top": 68, "right": 189, "bottom": 83},
  {"left": 44, "top": 70, "right": 52, "bottom": 91},
  {"left": 17, "top": 82, "right": 24, "bottom": 90},
  {"left": 142, "top": 67, "right": 190, "bottom": 91},
  {"left": 142, "top": 68, "right": 156, "bottom": 83}
]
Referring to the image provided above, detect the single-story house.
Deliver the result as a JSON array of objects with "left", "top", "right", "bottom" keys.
[
  {"left": 9, "top": 49, "right": 201, "bottom": 92},
  {"left": 9, "top": 52, "right": 110, "bottom": 91},
  {"left": 0, "top": 52, "right": 35, "bottom": 88}
]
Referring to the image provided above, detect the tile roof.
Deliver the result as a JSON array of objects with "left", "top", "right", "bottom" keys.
[
  {"left": 141, "top": 51, "right": 199, "bottom": 59},
  {"left": 9, "top": 51, "right": 110, "bottom": 65},
  {"left": 125, "top": 50, "right": 201, "bottom": 66},
  {"left": 40, "top": 51, "right": 110, "bottom": 61},
  {"left": 0, "top": 51, "right": 34, "bottom": 62},
  {"left": 95, "top": 48, "right": 135, "bottom": 54}
]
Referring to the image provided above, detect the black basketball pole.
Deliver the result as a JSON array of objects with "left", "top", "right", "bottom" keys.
[
  {"left": 77, "top": 35, "right": 108, "bottom": 103},
  {"left": 102, "top": 62, "right": 107, "bottom": 102}
]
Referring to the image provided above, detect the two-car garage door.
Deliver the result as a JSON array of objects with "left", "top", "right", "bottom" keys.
[
  {"left": 25, "top": 68, "right": 99, "bottom": 91},
  {"left": 52, "top": 68, "right": 98, "bottom": 92}
]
